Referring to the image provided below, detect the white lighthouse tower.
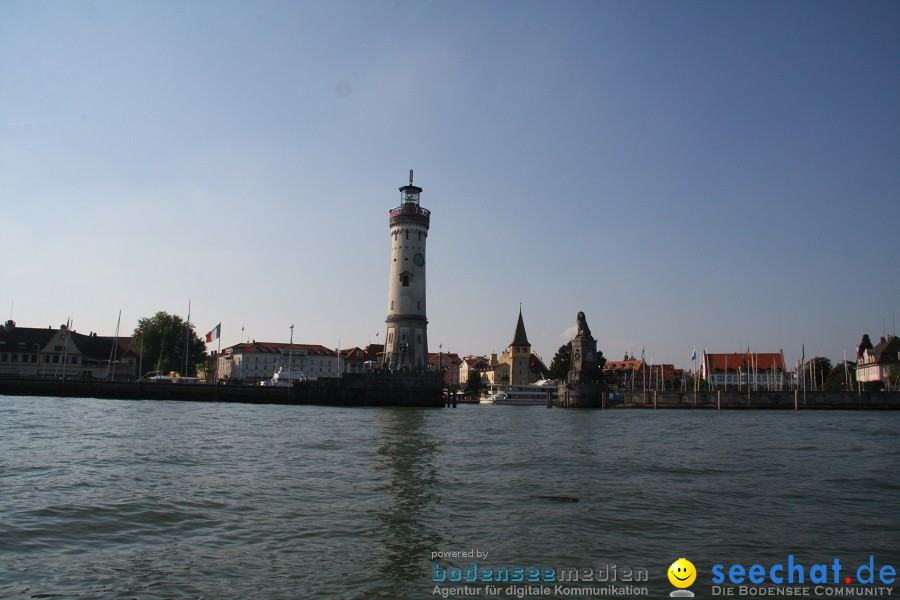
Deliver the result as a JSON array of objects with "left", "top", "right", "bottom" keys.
[{"left": 383, "top": 171, "right": 430, "bottom": 369}]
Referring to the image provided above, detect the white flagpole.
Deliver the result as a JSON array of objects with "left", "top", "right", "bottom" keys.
[
  {"left": 216, "top": 327, "right": 222, "bottom": 385},
  {"left": 843, "top": 349, "right": 849, "bottom": 391}
]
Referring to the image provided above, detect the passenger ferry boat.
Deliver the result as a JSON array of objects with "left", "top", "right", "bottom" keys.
[{"left": 483, "top": 379, "right": 558, "bottom": 405}]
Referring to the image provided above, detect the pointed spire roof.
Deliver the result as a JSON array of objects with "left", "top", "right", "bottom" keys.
[{"left": 511, "top": 307, "right": 530, "bottom": 347}]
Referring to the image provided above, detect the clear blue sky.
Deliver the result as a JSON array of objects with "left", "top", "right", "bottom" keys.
[{"left": 2, "top": 0, "right": 898, "bottom": 369}]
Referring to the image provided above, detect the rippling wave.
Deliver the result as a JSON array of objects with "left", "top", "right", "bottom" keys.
[{"left": 1, "top": 397, "right": 898, "bottom": 598}]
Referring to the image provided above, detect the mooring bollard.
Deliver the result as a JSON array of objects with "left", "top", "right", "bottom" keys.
[{"left": 546, "top": 390, "right": 552, "bottom": 408}]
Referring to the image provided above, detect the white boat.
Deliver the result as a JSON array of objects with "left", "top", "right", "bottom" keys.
[
  {"left": 258, "top": 367, "right": 309, "bottom": 387},
  {"left": 487, "top": 380, "right": 558, "bottom": 405}
]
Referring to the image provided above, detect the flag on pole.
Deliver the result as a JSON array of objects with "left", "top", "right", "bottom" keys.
[
  {"left": 690, "top": 348, "right": 696, "bottom": 362},
  {"left": 205, "top": 323, "right": 221, "bottom": 343}
]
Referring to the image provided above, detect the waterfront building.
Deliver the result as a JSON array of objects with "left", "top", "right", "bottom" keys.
[
  {"left": 856, "top": 334, "right": 899, "bottom": 386},
  {"left": 0, "top": 320, "right": 136, "bottom": 379},
  {"left": 481, "top": 357, "right": 506, "bottom": 386},
  {"left": 340, "top": 347, "right": 369, "bottom": 374},
  {"left": 366, "top": 344, "right": 384, "bottom": 362},
  {"left": 427, "top": 352, "right": 462, "bottom": 387},
  {"left": 340, "top": 344, "right": 386, "bottom": 374},
  {"left": 482, "top": 352, "right": 547, "bottom": 386},
  {"left": 605, "top": 357, "right": 645, "bottom": 387},
  {"left": 701, "top": 352, "right": 787, "bottom": 389},
  {"left": 383, "top": 171, "right": 430, "bottom": 369},
  {"left": 459, "top": 356, "right": 490, "bottom": 387},
  {"left": 217, "top": 341, "right": 339, "bottom": 383},
  {"left": 606, "top": 354, "right": 685, "bottom": 388},
  {"left": 475, "top": 310, "right": 548, "bottom": 387}
]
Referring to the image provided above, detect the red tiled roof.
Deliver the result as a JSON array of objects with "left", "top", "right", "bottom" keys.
[
  {"left": 225, "top": 341, "right": 337, "bottom": 356},
  {"left": 605, "top": 359, "right": 644, "bottom": 371},
  {"left": 340, "top": 347, "right": 367, "bottom": 361},
  {"left": 0, "top": 326, "right": 136, "bottom": 360},
  {"left": 705, "top": 352, "right": 784, "bottom": 372},
  {"left": 364, "top": 344, "right": 384, "bottom": 361},
  {"left": 428, "top": 352, "right": 461, "bottom": 365},
  {"left": 863, "top": 336, "right": 900, "bottom": 365}
]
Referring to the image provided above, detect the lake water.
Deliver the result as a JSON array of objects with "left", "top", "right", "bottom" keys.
[{"left": 1, "top": 396, "right": 898, "bottom": 599}]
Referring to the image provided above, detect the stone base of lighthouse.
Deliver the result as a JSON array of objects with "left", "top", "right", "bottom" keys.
[
  {"left": 383, "top": 315, "right": 428, "bottom": 369},
  {"left": 557, "top": 382, "right": 608, "bottom": 408}
]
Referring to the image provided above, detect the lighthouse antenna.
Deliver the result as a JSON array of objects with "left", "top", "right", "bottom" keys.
[{"left": 409, "top": 169, "right": 414, "bottom": 185}]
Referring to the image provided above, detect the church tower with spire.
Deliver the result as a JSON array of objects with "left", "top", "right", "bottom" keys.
[{"left": 508, "top": 307, "right": 532, "bottom": 385}]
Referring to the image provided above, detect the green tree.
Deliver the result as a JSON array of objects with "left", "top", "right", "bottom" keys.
[
  {"left": 864, "top": 380, "right": 884, "bottom": 392},
  {"left": 825, "top": 361, "right": 856, "bottom": 391},
  {"left": 889, "top": 365, "right": 900, "bottom": 391},
  {"left": 130, "top": 311, "right": 207, "bottom": 377},
  {"left": 548, "top": 343, "right": 571, "bottom": 380},
  {"left": 806, "top": 357, "right": 832, "bottom": 389},
  {"left": 685, "top": 375, "right": 706, "bottom": 390},
  {"left": 465, "top": 370, "right": 483, "bottom": 394}
]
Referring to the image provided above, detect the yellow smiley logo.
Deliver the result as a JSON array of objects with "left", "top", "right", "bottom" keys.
[{"left": 668, "top": 558, "right": 697, "bottom": 588}]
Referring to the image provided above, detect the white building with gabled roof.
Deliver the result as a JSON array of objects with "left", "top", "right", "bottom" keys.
[{"left": 216, "top": 341, "right": 339, "bottom": 383}]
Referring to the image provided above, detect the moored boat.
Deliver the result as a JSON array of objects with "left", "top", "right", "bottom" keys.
[
  {"left": 258, "top": 366, "right": 309, "bottom": 387},
  {"left": 487, "top": 380, "right": 558, "bottom": 405}
]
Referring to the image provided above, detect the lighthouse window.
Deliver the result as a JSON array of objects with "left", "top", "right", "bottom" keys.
[{"left": 402, "top": 275, "right": 409, "bottom": 287}]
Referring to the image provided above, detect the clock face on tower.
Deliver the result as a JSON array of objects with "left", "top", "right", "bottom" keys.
[{"left": 413, "top": 253, "right": 424, "bottom": 266}]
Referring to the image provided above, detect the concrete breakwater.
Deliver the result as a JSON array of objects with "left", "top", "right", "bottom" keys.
[
  {"left": 0, "top": 372, "right": 444, "bottom": 407},
  {"left": 619, "top": 389, "right": 900, "bottom": 409}
]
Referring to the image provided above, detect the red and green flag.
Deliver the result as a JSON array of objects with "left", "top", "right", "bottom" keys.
[{"left": 205, "top": 323, "right": 221, "bottom": 343}]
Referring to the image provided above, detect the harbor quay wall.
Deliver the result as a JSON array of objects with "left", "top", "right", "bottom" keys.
[
  {"left": 619, "top": 389, "right": 900, "bottom": 409},
  {"left": 0, "top": 373, "right": 444, "bottom": 407}
]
